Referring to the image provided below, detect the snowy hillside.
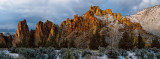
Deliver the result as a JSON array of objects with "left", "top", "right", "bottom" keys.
[{"left": 127, "top": 5, "right": 160, "bottom": 36}]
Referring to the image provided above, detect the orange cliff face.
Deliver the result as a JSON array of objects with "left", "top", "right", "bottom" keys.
[
  {"left": 60, "top": 11, "right": 101, "bottom": 35},
  {"left": 12, "top": 19, "right": 60, "bottom": 47},
  {"left": 89, "top": 6, "right": 142, "bottom": 30},
  {"left": 35, "top": 20, "right": 59, "bottom": 46},
  {"left": 13, "top": 19, "right": 29, "bottom": 47},
  {"left": 48, "top": 23, "right": 60, "bottom": 42}
]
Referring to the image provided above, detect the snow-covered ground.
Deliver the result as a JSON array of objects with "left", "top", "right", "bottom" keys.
[
  {"left": 127, "top": 51, "right": 137, "bottom": 59},
  {"left": 1, "top": 48, "right": 160, "bottom": 59},
  {"left": 0, "top": 50, "right": 20, "bottom": 58}
]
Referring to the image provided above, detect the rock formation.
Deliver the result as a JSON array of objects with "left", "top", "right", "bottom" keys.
[
  {"left": 8, "top": 5, "right": 158, "bottom": 48},
  {"left": 13, "top": 19, "right": 29, "bottom": 47},
  {"left": 35, "top": 20, "right": 54, "bottom": 46},
  {"left": 0, "top": 33, "right": 6, "bottom": 46},
  {"left": 48, "top": 24, "right": 60, "bottom": 42},
  {"left": 106, "top": 9, "right": 112, "bottom": 15}
]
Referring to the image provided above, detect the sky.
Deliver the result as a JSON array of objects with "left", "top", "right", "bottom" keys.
[{"left": 0, "top": 0, "right": 160, "bottom": 32}]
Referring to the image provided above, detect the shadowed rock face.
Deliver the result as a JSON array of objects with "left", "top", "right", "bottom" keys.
[
  {"left": 13, "top": 19, "right": 29, "bottom": 47},
  {"left": 35, "top": 20, "right": 55, "bottom": 46},
  {"left": 12, "top": 19, "right": 60, "bottom": 47},
  {"left": 0, "top": 33, "right": 6, "bottom": 45},
  {"left": 0, "top": 33, "right": 13, "bottom": 48},
  {"left": 48, "top": 24, "right": 60, "bottom": 42}
]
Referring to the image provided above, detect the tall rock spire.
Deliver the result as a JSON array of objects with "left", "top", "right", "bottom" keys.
[{"left": 13, "top": 19, "right": 29, "bottom": 47}]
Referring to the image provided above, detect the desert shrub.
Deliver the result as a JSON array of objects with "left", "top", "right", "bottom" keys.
[
  {"left": 105, "top": 47, "right": 119, "bottom": 58},
  {"left": 38, "top": 47, "right": 47, "bottom": 53},
  {"left": 46, "top": 47, "right": 56, "bottom": 59},
  {"left": 34, "top": 47, "right": 56, "bottom": 59},
  {"left": 65, "top": 50, "right": 73, "bottom": 59},
  {"left": 140, "top": 49, "right": 147, "bottom": 58},
  {"left": 135, "top": 49, "right": 150, "bottom": 58},
  {"left": 0, "top": 51, "right": 13, "bottom": 59},
  {"left": 135, "top": 49, "right": 141, "bottom": 58},
  {"left": 141, "top": 49, "right": 149, "bottom": 55},
  {"left": 9, "top": 47, "right": 57, "bottom": 59},
  {"left": 146, "top": 52, "right": 154, "bottom": 59},
  {"left": 118, "top": 49, "right": 128, "bottom": 57},
  {"left": 70, "top": 49, "right": 80, "bottom": 59},
  {"left": 156, "top": 52, "right": 160, "bottom": 59},
  {"left": 70, "top": 48, "right": 77, "bottom": 51},
  {"left": 9, "top": 47, "right": 16, "bottom": 53},
  {"left": 59, "top": 48, "right": 67, "bottom": 54},
  {"left": 59, "top": 48, "right": 80, "bottom": 59},
  {"left": 59, "top": 48, "right": 68, "bottom": 59},
  {"left": 15, "top": 48, "right": 36, "bottom": 59},
  {"left": 150, "top": 47, "right": 160, "bottom": 53},
  {"left": 82, "top": 49, "right": 92, "bottom": 57},
  {"left": 98, "top": 47, "right": 106, "bottom": 56},
  {"left": 60, "top": 49, "right": 72, "bottom": 59},
  {"left": 131, "top": 48, "right": 138, "bottom": 52}
]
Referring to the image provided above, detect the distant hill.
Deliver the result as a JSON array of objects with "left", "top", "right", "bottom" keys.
[{"left": 127, "top": 5, "right": 160, "bottom": 36}]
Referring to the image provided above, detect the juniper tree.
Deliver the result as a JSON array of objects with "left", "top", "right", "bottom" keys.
[
  {"left": 118, "top": 31, "right": 134, "bottom": 49},
  {"left": 89, "top": 29, "right": 108, "bottom": 50},
  {"left": 151, "top": 37, "right": 160, "bottom": 48},
  {"left": 137, "top": 33, "right": 145, "bottom": 49}
]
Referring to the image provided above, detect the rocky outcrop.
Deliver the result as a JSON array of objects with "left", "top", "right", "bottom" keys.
[
  {"left": 35, "top": 21, "right": 43, "bottom": 46},
  {"left": 13, "top": 19, "right": 29, "bottom": 47},
  {"left": 0, "top": 33, "right": 6, "bottom": 46},
  {"left": 90, "top": 6, "right": 103, "bottom": 16},
  {"left": 95, "top": 7, "right": 102, "bottom": 16},
  {"left": 10, "top": 5, "right": 156, "bottom": 48},
  {"left": 48, "top": 24, "right": 60, "bottom": 42},
  {"left": 0, "top": 33, "right": 13, "bottom": 48},
  {"left": 29, "top": 29, "right": 35, "bottom": 41},
  {"left": 113, "top": 13, "right": 117, "bottom": 19},
  {"left": 63, "top": 11, "right": 100, "bottom": 33},
  {"left": 106, "top": 9, "right": 112, "bottom": 15},
  {"left": 117, "top": 13, "right": 123, "bottom": 21},
  {"left": 35, "top": 20, "right": 54, "bottom": 46}
]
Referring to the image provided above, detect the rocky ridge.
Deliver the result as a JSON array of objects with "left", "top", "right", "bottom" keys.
[{"left": 0, "top": 5, "right": 159, "bottom": 48}]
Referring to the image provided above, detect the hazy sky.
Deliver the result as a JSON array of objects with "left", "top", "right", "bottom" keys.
[{"left": 0, "top": 0, "right": 160, "bottom": 32}]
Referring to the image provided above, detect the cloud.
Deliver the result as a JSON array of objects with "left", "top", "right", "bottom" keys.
[
  {"left": 0, "top": 0, "right": 94, "bottom": 31},
  {"left": 130, "top": 0, "right": 160, "bottom": 14},
  {"left": 0, "top": 0, "right": 160, "bottom": 32},
  {"left": 134, "top": 0, "right": 160, "bottom": 9}
]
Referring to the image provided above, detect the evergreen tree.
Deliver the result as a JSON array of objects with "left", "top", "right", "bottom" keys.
[
  {"left": 16, "top": 38, "right": 28, "bottom": 47},
  {"left": 68, "top": 40, "right": 75, "bottom": 48},
  {"left": 89, "top": 30, "right": 108, "bottom": 49},
  {"left": 46, "top": 36, "right": 58, "bottom": 48},
  {"left": 137, "top": 33, "right": 145, "bottom": 49},
  {"left": 0, "top": 42, "right": 6, "bottom": 48},
  {"left": 118, "top": 31, "right": 134, "bottom": 49},
  {"left": 151, "top": 37, "right": 160, "bottom": 48},
  {"left": 60, "top": 39, "right": 68, "bottom": 48}
]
